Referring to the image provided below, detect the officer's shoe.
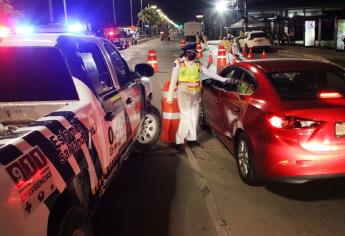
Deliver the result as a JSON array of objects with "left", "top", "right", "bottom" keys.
[
  {"left": 175, "top": 144, "right": 185, "bottom": 152},
  {"left": 187, "top": 141, "right": 201, "bottom": 147}
]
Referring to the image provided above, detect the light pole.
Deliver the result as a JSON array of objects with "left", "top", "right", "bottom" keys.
[
  {"left": 130, "top": 0, "right": 134, "bottom": 26},
  {"left": 216, "top": 1, "right": 227, "bottom": 38},
  {"left": 112, "top": 0, "right": 117, "bottom": 24},
  {"left": 141, "top": 0, "right": 143, "bottom": 34},
  {"left": 48, "top": 0, "right": 54, "bottom": 24},
  {"left": 62, "top": 0, "right": 68, "bottom": 24}
]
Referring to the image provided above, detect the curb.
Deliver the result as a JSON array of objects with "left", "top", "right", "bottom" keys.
[{"left": 184, "top": 146, "right": 232, "bottom": 236}]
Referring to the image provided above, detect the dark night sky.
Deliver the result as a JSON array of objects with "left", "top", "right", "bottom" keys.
[
  {"left": 12, "top": 0, "right": 213, "bottom": 26},
  {"left": 11, "top": 0, "right": 344, "bottom": 26}
]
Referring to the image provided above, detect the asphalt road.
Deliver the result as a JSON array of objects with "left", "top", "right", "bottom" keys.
[{"left": 93, "top": 35, "right": 345, "bottom": 236}]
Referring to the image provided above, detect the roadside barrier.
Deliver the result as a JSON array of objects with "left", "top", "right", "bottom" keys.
[
  {"left": 161, "top": 81, "right": 180, "bottom": 143},
  {"left": 180, "top": 39, "right": 186, "bottom": 49},
  {"left": 217, "top": 45, "right": 227, "bottom": 72},
  {"left": 247, "top": 48, "right": 253, "bottom": 60},
  {"left": 196, "top": 43, "right": 203, "bottom": 58},
  {"left": 147, "top": 49, "right": 158, "bottom": 72},
  {"left": 262, "top": 50, "right": 267, "bottom": 59}
]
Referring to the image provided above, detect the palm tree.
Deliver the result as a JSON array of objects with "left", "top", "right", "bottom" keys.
[
  {"left": 0, "top": 0, "right": 20, "bottom": 23},
  {"left": 138, "top": 7, "right": 161, "bottom": 36}
]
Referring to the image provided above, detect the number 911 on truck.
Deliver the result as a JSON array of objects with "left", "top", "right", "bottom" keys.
[{"left": 0, "top": 28, "right": 160, "bottom": 236}]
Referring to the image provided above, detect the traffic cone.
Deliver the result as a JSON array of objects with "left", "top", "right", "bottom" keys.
[
  {"left": 232, "top": 56, "right": 237, "bottom": 64},
  {"left": 217, "top": 45, "right": 227, "bottom": 72},
  {"left": 242, "top": 47, "right": 247, "bottom": 57},
  {"left": 262, "top": 50, "right": 267, "bottom": 59},
  {"left": 147, "top": 49, "right": 158, "bottom": 72},
  {"left": 208, "top": 50, "right": 213, "bottom": 64},
  {"left": 196, "top": 43, "right": 203, "bottom": 58},
  {"left": 247, "top": 48, "right": 253, "bottom": 60},
  {"left": 161, "top": 81, "right": 180, "bottom": 143}
]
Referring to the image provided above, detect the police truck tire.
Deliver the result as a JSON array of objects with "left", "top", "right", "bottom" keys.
[
  {"left": 54, "top": 206, "right": 93, "bottom": 236},
  {"left": 135, "top": 107, "right": 161, "bottom": 151}
]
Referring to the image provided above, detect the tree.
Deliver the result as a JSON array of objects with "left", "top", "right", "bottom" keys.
[
  {"left": 0, "top": 0, "right": 20, "bottom": 24},
  {"left": 138, "top": 7, "right": 162, "bottom": 36}
]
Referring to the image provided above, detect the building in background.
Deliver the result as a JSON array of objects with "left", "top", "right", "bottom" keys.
[{"left": 204, "top": 0, "right": 345, "bottom": 49}]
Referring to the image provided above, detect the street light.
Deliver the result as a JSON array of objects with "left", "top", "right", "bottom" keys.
[
  {"left": 215, "top": 0, "right": 227, "bottom": 14},
  {"left": 215, "top": 1, "right": 228, "bottom": 38}
]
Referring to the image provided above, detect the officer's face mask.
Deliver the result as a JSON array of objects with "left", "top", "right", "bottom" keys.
[{"left": 185, "top": 50, "right": 197, "bottom": 61}]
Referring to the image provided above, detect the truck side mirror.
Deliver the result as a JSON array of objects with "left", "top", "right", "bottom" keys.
[{"left": 135, "top": 63, "right": 154, "bottom": 77}]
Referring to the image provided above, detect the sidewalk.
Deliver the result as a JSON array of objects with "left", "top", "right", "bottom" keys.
[{"left": 276, "top": 45, "right": 345, "bottom": 68}]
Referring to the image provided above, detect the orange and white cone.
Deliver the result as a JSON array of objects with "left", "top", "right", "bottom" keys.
[
  {"left": 262, "top": 50, "right": 267, "bottom": 59},
  {"left": 217, "top": 45, "right": 227, "bottom": 72},
  {"left": 247, "top": 48, "right": 253, "bottom": 60},
  {"left": 208, "top": 50, "right": 213, "bottom": 64},
  {"left": 161, "top": 81, "right": 180, "bottom": 143},
  {"left": 148, "top": 49, "right": 158, "bottom": 72}
]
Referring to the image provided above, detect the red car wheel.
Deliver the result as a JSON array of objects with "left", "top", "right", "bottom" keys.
[{"left": 236, "top": 133, "right": 257, "bottom": 185}]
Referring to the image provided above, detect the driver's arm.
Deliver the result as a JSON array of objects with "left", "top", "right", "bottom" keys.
[{"left": 201, "top": 66, "right": 231, "bottom": 83}]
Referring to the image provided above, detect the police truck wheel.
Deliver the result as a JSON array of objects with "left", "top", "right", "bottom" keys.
[
  {"left": 135, "top": 107, "right": 161, "bottom": 151},
  {"left": 54, "top": 206, "right": 93, "bottom": 236},
  {"left": 236, "top": 133, "right": 256, "bottom": 185}
]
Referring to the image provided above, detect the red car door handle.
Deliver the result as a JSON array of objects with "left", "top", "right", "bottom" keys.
[{"left": 126, "top": 97, "right": 133, "bottom": 105}]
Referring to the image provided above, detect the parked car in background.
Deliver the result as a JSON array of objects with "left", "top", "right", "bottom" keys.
[
  {"left": 238, "top": 31, "right": 272, "bottom": 52},
  {"left": 104, "top": 27, "right": 130, "bottom": 50},
  {"left": 200, "top": 59, "right": 345, "bottom": 185}
]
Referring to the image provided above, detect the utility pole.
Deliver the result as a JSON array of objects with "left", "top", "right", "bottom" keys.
[
  {"left": 141, "top": 0, "right": 144, "bottom": 34},
  {"left": 130, "top": 0, "right": 134, "bottom": 26},
  {"left": 112, "top": 0, "right": 116, "bottom": 25},
  {"left": 62, "top": 0, "right": 68, "bottom": 24},
  {"left": 244, "top": 0, "right": 248, "bottom": 31},
  {"left": 48, "top": 0, "right": 54, "bottom": 24}
]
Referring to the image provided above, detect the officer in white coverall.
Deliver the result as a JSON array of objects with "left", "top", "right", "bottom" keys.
[{"left": 167, "top": 44, "right": 230, "bottom": 150}]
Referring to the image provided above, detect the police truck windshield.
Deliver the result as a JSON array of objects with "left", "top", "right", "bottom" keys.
[{"left": 0, "top": 47, "right": 78, "bottom": 102}]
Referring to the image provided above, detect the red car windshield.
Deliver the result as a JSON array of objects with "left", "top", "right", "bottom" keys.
[
  {"left": 267, "top": 70, "right": 345, "bottom": 100},
  {"left": 0, "top": 47, "right": 78, "bottom": 102}
]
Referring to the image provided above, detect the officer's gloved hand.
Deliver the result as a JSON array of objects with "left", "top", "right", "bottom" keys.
[{"left": 167, "top": 99, "right": 173, "bottom": 104}]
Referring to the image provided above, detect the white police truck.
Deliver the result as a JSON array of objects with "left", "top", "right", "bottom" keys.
[{"left": 0, "top": 29, "right": 160, "bottom": 236}]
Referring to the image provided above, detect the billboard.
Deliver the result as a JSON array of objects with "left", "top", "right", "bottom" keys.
[
  {"left": 336, "top": 19, "right": 345, "bottom": 51},
  {"left": 304, "top": 20, "right": 315, "bottom": 47}
]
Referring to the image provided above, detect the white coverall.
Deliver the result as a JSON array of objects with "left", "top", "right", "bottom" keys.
[{"left": 167, "top": 57, "right": 228, "bottom": 144}]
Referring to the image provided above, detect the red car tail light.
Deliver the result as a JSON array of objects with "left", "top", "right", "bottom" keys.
[
  {"left": 108, "top": 31, "right": 115, "bottom": 36},
  {"left": 318, "top": 92, "right": 342, "bottom": 99},
  {"left": 268, "top": 115, "right": 322, "bottom": 129}
]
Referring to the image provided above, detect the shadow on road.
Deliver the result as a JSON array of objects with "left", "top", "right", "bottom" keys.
[
  {"left": 265, "top": 178, "right": 345, "bottom": 201},
  {"left": 93, "top": 143, "right": 179, "bottom": 236}
]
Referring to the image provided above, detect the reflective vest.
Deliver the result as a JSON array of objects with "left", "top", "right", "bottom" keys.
[{"left": 177, "top": 59, "right": 202, "bottom": 91}]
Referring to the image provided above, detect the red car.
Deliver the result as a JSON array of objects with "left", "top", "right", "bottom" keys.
[{"left": 200, "top": 59, "right": 345, "bottom": 185}]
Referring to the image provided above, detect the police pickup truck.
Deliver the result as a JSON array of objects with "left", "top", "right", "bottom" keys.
[{"left": 0, "top": 32, "right": 160, "bottom": 236}]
